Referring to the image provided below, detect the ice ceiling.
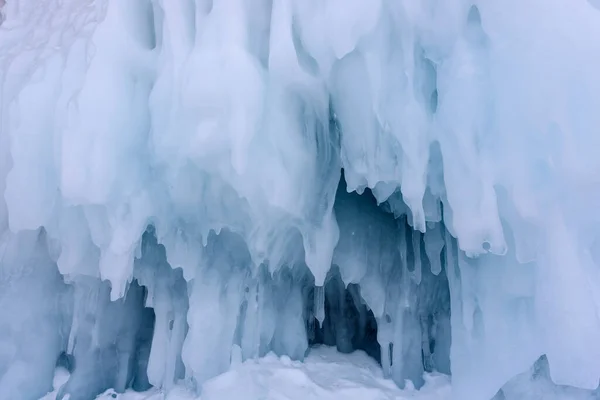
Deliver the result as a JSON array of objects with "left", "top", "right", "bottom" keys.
[{"left": 1, "top": 0, "right": 600, "bottom": 399}]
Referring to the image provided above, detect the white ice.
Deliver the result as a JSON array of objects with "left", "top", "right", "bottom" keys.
[{"left": 1, "top": 0, "right": 600, "bottom": 399}]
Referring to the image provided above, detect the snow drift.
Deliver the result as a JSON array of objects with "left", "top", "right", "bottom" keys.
[{"left": 1, "top": 0, "right": 600, "bottom": 399}]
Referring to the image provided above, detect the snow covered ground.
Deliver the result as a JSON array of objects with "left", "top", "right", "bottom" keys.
[
  {"left": 40, "top": 346, "right": 600, "bottom": 400},
  {"left": 41, "top": 346, "right": 451, "bottom": 400}
]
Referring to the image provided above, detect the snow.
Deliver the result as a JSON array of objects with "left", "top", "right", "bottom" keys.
[
  {"left": 41, "top": 347, "right": 600, "bottom": 400},
  {"left": 1, "top": 0, "right": 600, "bottom": 399},
  {"left": 43, "top": 347, "right": 451, "bottom": 400}
]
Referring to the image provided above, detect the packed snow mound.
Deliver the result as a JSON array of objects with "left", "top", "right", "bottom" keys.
[
  {"left": 44, "top": 347, "right": 452, "bottom": 400},
  {"left": 42, "top": 348, "right": 600, "bottom": 400},
  {"left": 2, "top": 0, "right": 600, "bottom": 399}
]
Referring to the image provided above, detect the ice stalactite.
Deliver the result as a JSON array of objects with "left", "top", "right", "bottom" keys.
[{"left": 134, "top": 229, "right": 187, "bottom": 391}]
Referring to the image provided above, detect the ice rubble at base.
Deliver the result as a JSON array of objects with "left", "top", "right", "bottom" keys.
[{"left": 1, "top": 0, "right": 600, "bottom": 399}]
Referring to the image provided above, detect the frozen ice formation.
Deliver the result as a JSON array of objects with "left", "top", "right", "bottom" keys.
[{"left": 1, "top": 0, "right": 600, "bottom": 399}]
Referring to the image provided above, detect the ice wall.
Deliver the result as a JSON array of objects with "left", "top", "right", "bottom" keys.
[{"left": 1, "top": 0, "right": 600, "bottom": 399}]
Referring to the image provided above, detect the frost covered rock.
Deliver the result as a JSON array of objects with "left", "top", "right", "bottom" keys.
[{"left": 0, "top": 0, "right": 600, "bottom": 399}]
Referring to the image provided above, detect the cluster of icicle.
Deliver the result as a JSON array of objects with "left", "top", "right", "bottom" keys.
[{"left": 1, "top": 1, "right": 600, "bottom": 399}]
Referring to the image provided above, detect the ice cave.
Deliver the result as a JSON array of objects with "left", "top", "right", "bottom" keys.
[{"left": 1, "top": 0, "right": 600, "bottom": 399}]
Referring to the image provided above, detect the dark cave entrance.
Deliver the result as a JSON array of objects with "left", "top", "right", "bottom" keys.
[
  {"left": 307, "top": 267, "right": 381, "bottom": 364},
  {"left": 304, "top": 171, "right": 453, "bottom": 380}
]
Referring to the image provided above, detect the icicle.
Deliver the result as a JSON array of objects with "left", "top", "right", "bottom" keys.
[
  {"left": 425, "top": 223, "right": 444, "bottom": 275},
  {"left": 272, "top": 278, "right": 308, "bottom": 360},
  {"left": 241, "top": 280, "right": 260, "bottom": 360},
  {"left": 381, "top": 341, "right": 392, "bottom": 377},
  {"left": 377, "top": 315, "right": 393, "bottom": 378},
  {"left": 257, "top": 273, "right": 276, "bottom": 356},
  {"left": 164, "top": 290, "right": 187, "bottom": 390},
  {"left": 314, "top": 285, "right": 325, "bottom": 327},
  {"left": 420, "top": 314, "right": 434, "bottom": 372},
  {"left": 254, "top": 280, "right": 261, "bottom": 358},
  {"left": 398, "top": 217, "right": 408, "bottom": 268},
  {"left": 457, "top": 251, "right": 476, "bottom": 333},
  {"left": 412, "top": 230, "right": 422, "bottom": 285},
  {"left": 399, "top": 223, "right": 411, "bottom": 309},
  {"left": 391, "top": 302, "right": 425, "bottom": 389},
  {"left": 67, "top": 304, "right": 79, "bottom": 354}
]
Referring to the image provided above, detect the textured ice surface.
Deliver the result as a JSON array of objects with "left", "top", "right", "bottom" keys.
[{"left": 1, "top": 0, "right": 600, "bottom": 399}]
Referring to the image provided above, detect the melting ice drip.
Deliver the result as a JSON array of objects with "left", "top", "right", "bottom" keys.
[{"left": 2, "top": 0, "right": 600, "bottom": 399}]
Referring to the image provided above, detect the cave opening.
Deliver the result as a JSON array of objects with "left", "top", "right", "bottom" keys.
[
  {"left": 307, "top": 267, "right": 381, "bottom": 364},
  {"left": 304, "top": 172, "right": 453, "bottom": 384}
]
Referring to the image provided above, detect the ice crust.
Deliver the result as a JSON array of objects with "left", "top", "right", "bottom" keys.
[{"left": 1, "top": 0, "right": 600, "bottom": 399}]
